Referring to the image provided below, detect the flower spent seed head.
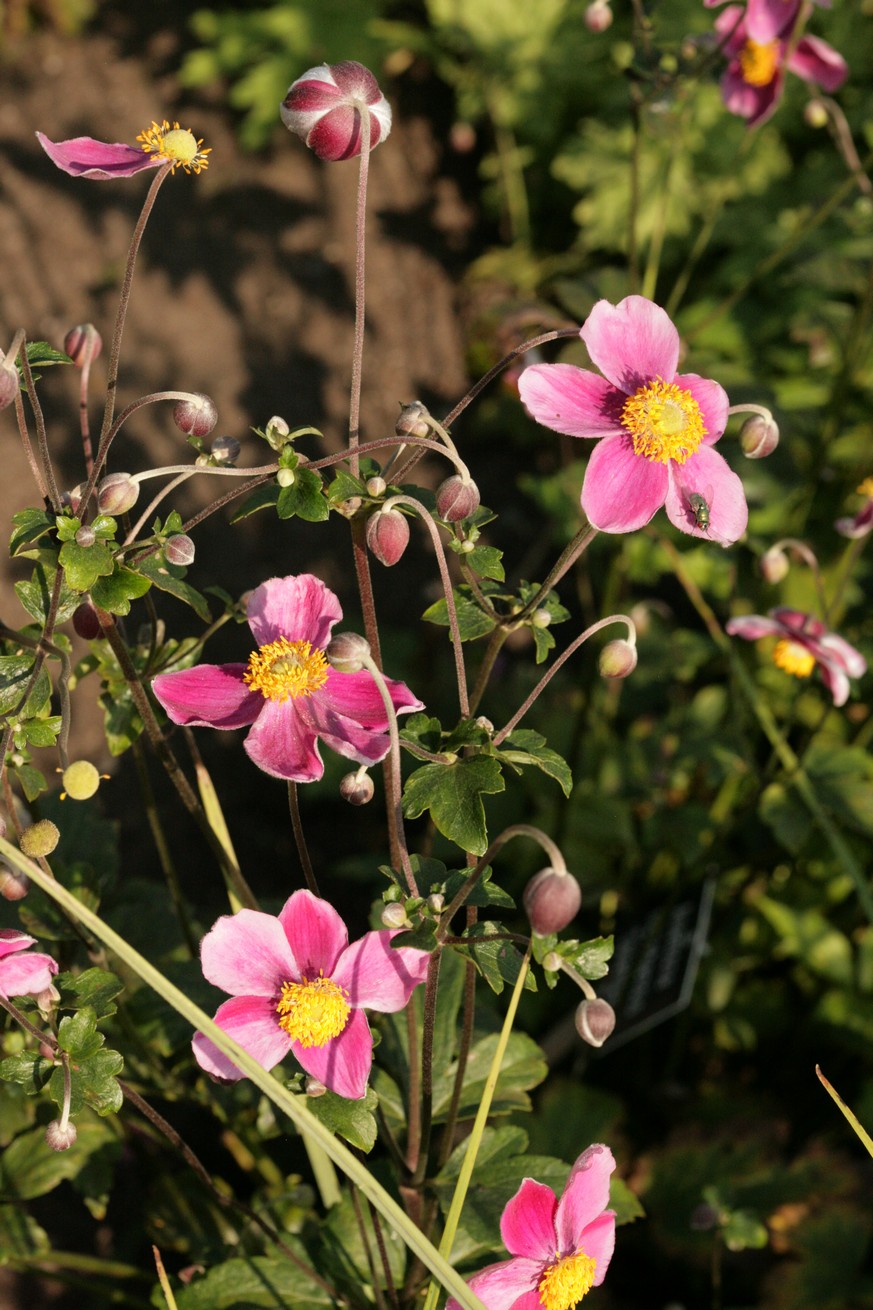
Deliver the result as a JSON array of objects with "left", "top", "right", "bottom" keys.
[{"left": 137, "top": 120, "right": 211, "bottom": 174}]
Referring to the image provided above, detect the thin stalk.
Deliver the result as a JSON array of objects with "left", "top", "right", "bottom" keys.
[
  {"left": 19, "top": 335, "right": 61, "bottom": 510},
  {"left": 367, "top": 1200, "right": 401, "bottom": 1310},
  {"left": 122, "top": 461, "right": 279, "bottom": 549},
  {"left": 152, "top": 1247, "right": 180, "bottom": 1310},
  {"left": 184, "top": 728, "right": 253, "bottom": 915},
  {"left": 411, "top": 949, "right": 442, "bottom": 1188},
  {"left": 436, "top": 927, "right": 477, "bottom": 1169},
  {"left": 514, "top": 523, "right": 598, "bottom": 623},
  {"left": 468, "top": 626, "right": 509, "bottom": 716},
  {"left": 131, "top": 739, "right": 198, "bottom": 956},
  {"left": 350, "top": 1187, "right": 389, "bottom": 1310},
  {"left": 76, "top": 329, "right": 99, "bottom": 477},
  {"left": 348, "top": 107, "right": 371, "bottom": 475},
  {"left": 287, "top": 781, "right": 319, "bottom": 896},
  {"left": 13, "top": 386, "right": 48, "bottom": 500},
  {"left": 361, "top": 652, "right": 417, "bottom": 896},
  {"left": 404, "top": 1000, "right": 422, "bottom": 1182},
  {"left": 438, "top": 824, "right": 568, "bottom": 932}
]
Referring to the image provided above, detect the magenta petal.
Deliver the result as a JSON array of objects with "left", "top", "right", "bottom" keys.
[
  {"left": 152, "top": 664, "right": 260, "bottom": 730},
  {"left": 246, "top": 574, "right": 342, "bottom": 649},
  {"left": 244, "top": 700, "right": 323, "bottom": 781},
  {"left": 322, "top": 669, "right": 424, "bottom": 727},
  {"left": 200, "top": 909, "right": 297, "bottom": 996},
  {"left": 332, "top": 930, "right": 430, "bottom": 1011},
  {"left": 0, "top": 929, "right": 37, "bottom": 960},
  {"left": 725, "top": 613, "right": 785, "bottom": 640},
  {"left": 677, "top": 374, "right": 729, "bottom": 444},
  {"left": 721, "top": 67, "right": 781, "bottom": 125},
  {"left": 192, "top": 995, "right": 290, "bottom": 1081},
  {"left": 817, "top": 661, "right": 851, "bottom": 706},
  {"left": 291, "top": 1007, "right": 372, "bottom": 1099},
  {"left": 555, "top": 1144, "right": 615, "bottom": 1251},
  {"left": 665, "top": 447, "right": 748, "bottom": 547},
  {"left": 309, "top": 106, "right": 367, "bottom": 161},
  {"left": 0, "top": 951, "right": 58, "bottom": 999},
  {"left": 580, "top": 1211, "right": 617, "bottom": 1286},
  {"left": 499, "top": 1178, "right": 558, "bottom": 1260},
  {"left": 789, "top": 36, "right": 848, "bottom": 92},
  {"left": 330, "top": 60, "right": 382, "bottom": 103},
  {"left": 836, "top": 501, "right": 873, "bottom": 538},
  {"left": 746, "top": 0, "right": 799, "bottom": 40},
  {"left": 518, "top": 364, "right": 626, "bottom": 440},
  {"left": 772, "top": 607, "right": 818, "bottom": 634},
  {"left": 279, "top": 890, "right": 348, "bottom": 978},
  {"left": 36, "top": 132, "right": 162, "bottom": 179},
  {"left": 581, "top": 297, "right": 680, "bottom": 393},
  {"left": 817, "top": 634, "right": 867, "bottom": 679},
  {"left": 581, "top": 435, "right": 668, "bottom": 533},
  {"left": 299, "top": 695, "right": 393, "bottom": 768},
  {"left": 459, "top": 1257, "right": 543, "bottom": 1310}
]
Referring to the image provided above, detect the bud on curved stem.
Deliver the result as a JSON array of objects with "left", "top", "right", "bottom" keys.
[
  {"left": 729, "top": 404, "right": 779, "bottom": 459},
  {"left": 766, "top": 538, "right": 827, "bottom": 614},
  {"left": 360, "top": 651, "right": 418, "bottom": 897}
]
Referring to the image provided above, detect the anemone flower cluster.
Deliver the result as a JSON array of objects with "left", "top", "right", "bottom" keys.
[
  {"left": 518, "top": 295, "right": 748, "bottom": 546},
  {"left": 727, "top": 606, "right": 866, "bottom": 705},
  {"left": 0, "top": 930, "right": 57, "bottom": 1000}
]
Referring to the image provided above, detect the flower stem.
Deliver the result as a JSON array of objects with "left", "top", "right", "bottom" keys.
[
  {"left": 287, "top": 781, "right": 319, "bottom": 896},
  {"left": 361, "top": 652, "right": 418, "bottom": 896},
  {"left": 348, "top": 107, "right": 371, "bottom": 476}
]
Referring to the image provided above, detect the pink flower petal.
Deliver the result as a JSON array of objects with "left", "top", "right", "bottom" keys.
[
  {"left": 789, "top": 35, "right": 848, "bottom": 92},
  {"left": 518, "top": 364, "right": 626, "bottom": 440},
  {"left": 36, "top": 131, "right": 163, "bottom": 179},
  {"left": 299, "top": 695, "right": 394, "bottom": 768},
  {"left": 580, "top": 434, "right": 669, "bottom": 533},
  {"left": 581, "top": 297, "right": 680, "bottom": 393},
  {"left": 332, "top": 930, "right": 430, "bottom": 1011},
  {"left": 200, "top": 908, "right": 297, "bottom": 996},
  {"left": 499, "top": 1178, "right": 558, "bottom": 1260},
  {"left": 309, "top": 106, "right": 368, "bottom": 162},
  {"left": 246, "top": 574, "right": 342, "bottom": 649},
  {"left": 836, "top": 501, "right": 873, "bottom": 538},
  {"left": 725, "top": 613, "right": 786, "bottom": 640},
  {"left": 665, "top": 447, "right": 748, "bottom": 546},
  {"left": 192, "top": 994, "right": 290, "bottom": 1081},
  {"left": 152, "top": 664, "right": 261, "bottom": 729},
  {"left": 455, "top": 1257, "right": 542, "bottom": 1310},
  {"left": 322, "top": 669, "right": 424, "bottom": 726},
  {"left": 677, "top": 374, "right": 729, "bottom": 444},
  {"left": 714, "top": 7, "right": 751, "bottom": 55},
  {"left": 746, "top": 0, "right": 799, "bottom": 40},
  {"left": 817, "top": 661, "right": 851, "bottom": 707},
  {"left": 555, "top": 1144, "right": 615, "bottom": 1251},
  {"left": 772, "top": 607, "right": 823, "bottom": 636},
  {"left": 0, "top": 929, "right": 37, "bottom": 960},
  {"left": 291, "top": 1006, "right": 373, "bottom": 1099},
  {"left": 0, "top": 951, "right": 58, "bottom": 999},
  {"left": 244, "top": 699, "right": 324, "bottom": 781},
  {"left": 279, "top": 890, "right": 348, "bottom": 979},
  {"left": 817, "top": 634, "right": 867, "bottom": 679},
  {"left": 330, "top": 60, "right": 383, "bottom": 104},
  {"left": 721, "top": 67, "right": 782, "bottom": 125},
  {"left": 579, "top": 1210, "right": 617, "bottom": 1286}
]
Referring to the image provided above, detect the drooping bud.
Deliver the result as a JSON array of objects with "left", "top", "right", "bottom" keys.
[
  {"left": 760, "top": 545, "right": 790, "bottom": 584},
  {"left": 97, "top": 472, "right": 139, "bottom": 515},
  {"left": 281, "top": 62, "right": 392, "bottom": 162},
  {"left": 522, "top": 867, "right": 582, "bottom": 935},
  {"left": 304, "top": 1076, "right": 327, "bottom": 1097},
  {"left": 0, "top": 865, "right": 29, "bottom": 901},
  {"left": 173, "top": 393, "right": 218, "bottom": 438},
  {"left": 61, "top": 760, "right": 101, "bottom": 801},
  {"left": 739, "top": 413, "right": 779, "bottom": 459},
  {"left": 436, "top": 475, "right": 481, "bottom": 522},
  {"left": 45, "top": 1120, "right": 78, "bottom": 1151},
  {"left": 75, "top": 524, "right": 96, "bottom": 548},
  {"left": 366, "top": 475, "right": 387, "bottom": 498},
  {"left": 326, "top": 632, "right": 371, "bottom": 673},
  {"left": 20, "top": 820, "right": 60, "bottom": 858},
  {"left": 367, "top": 508, "right": 409, "bottom": 566},
  {"left": 336, "top": 496, "right": 362, "bottom": 519},
  {"left": 381, "top": 902, "right": 410, "bottom": 929},
  {"left": 339, "top": 770, "right": 375, "bottom": 805},
  {"left": 165, "top": 534, "right": 196, "bottom": 567},
  {"left": 599, "top": 638, "right": 637, "bottom": 679},
  {"left": 584, "top": 0, "right": 613, "bottom": 32},
  {"left": 575, "top": 997, "right": 616, "bottom": 1048},
  {"left": 63, "top": 323, "right": 102, "bottom": 368},
  {"left": 0, "top": 353, "right": 18, "bottom": 411},
  {"left": 264, "top": 416, "right": 291, "bottom": 451},
  {"left": 804, "top": 98, "right": 829, "bottom": 130},
  {"left": 210, "top": 435, "right": 240, "bottom": 465},
  {"left": 72, "top": 601, "right": 102, "bottom": 640},
  {"left": 395, "top": 401, "right": 431, "bottom": 440}
]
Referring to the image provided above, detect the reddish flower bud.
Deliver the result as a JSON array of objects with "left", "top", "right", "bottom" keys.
[
  {"left": 584, "top": 1, "right": 613, "bottom": 32},
  {"left": 165, "top": 534, "right": 196, "bottom": 567},
  {"left": 45, "top": 1120, "right": 78, "bottom": 1151},
  {"left": 0, "top": 355, "right": 18, "bottom": 411},
  {"left": 395, "top": 401, "right": 431, "bottom": 439},
  {"left": 75, "top": 525, "right": 96, "bottom": 548},
  {"left": 327, "top": 632, "right": 371, "bottom": 673},
  {"left": 0, "top": 865, "right": 29, "bottom": 901},
  {"left": 173, "top": 393, "right": 217, "bottom": 438},
  {"left": 63, "top": 323, "right": 102, "bottom": 368},
  {"left": 339, "top": 770, "right": 375, "bottom": 805},
  {"left": 367, "top": 508, "right": 409, "bottom": 566},
  {"left": 523, "top": 867, "right": 582, "bottom": 935},
  {"left": 97, "top": 472, "right": 139, "bottom": 515},
  {"left": 281, "top": 61, "right": 392, "bottom": 162},
  {"left": 72, "top": 601, "right": 101, "bottom": 640},
  {"left": 436, "top": 475, "right": 481, "bottom": 522},
  {"left": 599, "top": 638, "right": 637, "bottom": 679},
  {"left": 575, "top": 998, "right": 616, "bottom": 1048},
  {"left": 739, "top": 413, "right": 779, "bottom": 459}
]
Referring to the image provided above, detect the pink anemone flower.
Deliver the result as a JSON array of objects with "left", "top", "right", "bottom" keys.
[
  {"left": 713, "top": 5, "right": 847, "bottom": 127},
  {"left": 835, "top": 478, "right": 873, "bottom": 539},
  {"left": 191, "top": 889, "right": 430, "bottom": 1099},
  {"left": 36, "top": 119, "right": 210, "bottom": 179},
  {"left": 151, "top": 574, "right": 423, "bottom": 782},
  {"left": 0, "top": 930, "right": 58, "bottom": 999},
  {"left": 447, "top": 1143, "right": 616, "bottom": 1310},
  {"left": 517, "top": 295, "right": 747, "bottom": 546},
  {"left": 726, "top": 606, "right": 866, "bottom": 706},
  {"left": 281, "top": 61, "right": 392, "bottom": 162},
  {"left": 705, "top": 0, "right": 830, "bottom": 42}
]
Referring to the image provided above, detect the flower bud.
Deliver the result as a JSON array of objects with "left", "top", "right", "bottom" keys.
[
  {"left": 173, "top": 393, "right": 218, "bottom": 438},
  {"left": 61, "top": 760, "right": 101, "bottom": 801},
  {"left": 366, "top": 475, "right": 387, "bottom": 498},
  {"left": 39, "top": 1042, "right": 55, "bottom": 1060},
  {"left": 75, "top": 525, "right": 96, "bottom": 548},
  {"left": 599, "top": 638, "right": 637, "bottom": 679},
  {"left": 63, "top": 323, "right": 102, "bottom": 368},
  {"left": 531, "top": 608, "right": 552, "bottom": 629},
  {"left": 326, "top": 632, "right": 371, "bottom": 673},
  {"left": 264, "top": 416, "right": 291, "bottom": 450},
  {"left": 65, "top": 484, "right": 85, "bottom": 515},
  {"left": 436, "top": 475, "right": 481, "bottom": 522},
  {"left": 760, "top": 545, "right": 790, "bottom": 584},
  {"left": 739, "top": 413, "right": 779, "bottom": 459},
  {"left": 367, "top": 508, "right": 409, "bottom": 566},
  {"left": 339, "top": 770, "right": 375, "bottom": 805},
  {"left": 45, "top": 1120, "right": 77, "bottom": 1151},
  {"left": 0, "top": 355, "right": 18, "bottom": 411},
  {"left": 211, "top": 435, "right": 240, "bottom": 465},
  {"left": 395, "top": 401, "right": 431, "bottom": 440},
  {"left": 804, "top": 98, "right": 829, "bottom": 130},
  {"left": 522, "top": 867, "right": 582, "bottom": 935},
  {"left": 542, "top": 951, "right": 562, "bottom": 973},
  {"left": 575, "top": 997, "right": 616, "bottom": 1048},
  {"left": 0, "top": 865, "right": 29, "bottom": 901},
  {"left": 427, "top": 892, "right": 445, "bottom": 913},
  {"left": 97, "top": 472, "right": 139, "bottom": 515},
  {"left": 20, "top": 820, "right": 60, "bottom": 858},
  {"left": 336, "top": 496, "right": 362, "bottom": 518},
  {"left": 584, "top": 0, "right": 613, "bottom": 32},
  {"left": 72, "top": 602, "right": 101, "bottom": 640},
  {"left": 381, "top": 902, "right": 410, "bottom": 929},
  {"left": 304, "top": 1076, "right": 327, "bottom": 1097},
  {"left": 281, "top": 61, "right": 392, "bottom": 162},
  {"left": 165, "top": 534, "right": 196, "bottom": 567}
]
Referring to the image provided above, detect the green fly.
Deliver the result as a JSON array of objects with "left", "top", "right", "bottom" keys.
[{"left": 687, "top": 491, "right": 710, "bottom": 533}]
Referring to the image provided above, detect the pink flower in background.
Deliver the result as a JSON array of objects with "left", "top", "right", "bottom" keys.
[
  {"left": 152, "top": 574, "right": 423, "bottom": 782},
  {"left": 447, "top": 1144, "right": 616, "bottom": 1310},
  {"left": 518, "top": 296, "right": 747, "bottom": 546},
  {"left": 281, "top": 62, "right": 392, "bottom": 161},
  {"left": 0, "top": 930, "right": 58, "bottom": 999},
  {"left": 727, "top": 606, "right": 866, "bottom": 705},
  {"left": 835, "top": 478, "right": 873, "bottom": 539},
  {"left": 191, "top": 890, "right": 430, "bottom": 1099},
  {"left": 37, "top": 120, "right": 210, "bottom": 179},
  {"left": 705, "top": 0, "right": 830, "bottom": 41}
]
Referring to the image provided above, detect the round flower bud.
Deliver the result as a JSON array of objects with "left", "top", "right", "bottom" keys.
[
  {"left": 584, "top": 0, "right": 613, "bottom": 32},
  {"left": 211, "top": 435, "right": 240, "bottom": 465},
  {"left": 304, "top": 1076, "right": 327, "bottom": 1097},
  {"left": 165, "top": 534, "right": 196, "bottom": 567},
  {"left": 436, "top": 475, "right": 481, "bottom": 523},
  {"left": 366, "top": 475, "right": 387, "bottom": 498},
  {"left": 542, "top": 951, "right": 562, "bottom": 973},
  {"left": 367, "top": 508, "right": 409, "bottom": 566},
  {"left": 173, "top": 393, "right": 218, "bottom": 438},
  {"left": 326, "top": 632, "right": 371, "bottom": 673},
  {"left": 97, "top": 472, "right": 139, "bottom": 515},
  {"left": 599, "top": 638, "right": 638, "bottom": 679},
  {"left": 20, "top": 820, "right": 60, "bottom": 858},
  {"left": 531, "top": 608, "right": 552, "bottom": 629},
  {"left": 61, "top": 761, "right": 101, "bottom": 801},
  {"left": 427, "top": 892, "right": 445, "bottom": 913},
  {"left": 760, "top": 545, "right": 790, "bottom": 584},
  {"left": 45, "top": 1120, "right": 78, "bottom": 1151},
  {"left": 39, "top": 1042, "right": 55, "bottom": 1060},
  {"left": 281, "top": 61, "right": 392, "bottom": 162},
  {"left": 336, "top": 496, "right": 362, "bottom": 519},
  {"left": 72, "top": 602, "right": 101, "bottom": 640},
  {"left": 265, "top": 416, "right": 291, "bottom": 451},
  {"left": 522, "top": 867, "right": 582, "bottom": 936},
  {"left": 0, "top": 865, "right": 29, "bottom": 901},
  {"left": 75, "top": 525, "right": 96, "bottom": 548},
  {"left": 63, "top": 323, "right": 102, "bottom": 368},
  {"left": 804, "top": 98, "right": 829, "bottom": 130},
  {"left": 575, "top": 997, "right": 616, "bottom": 1048},
  {"left": 739, "top": 413, "right": 779, "bottom": 459},
  {"left": 395, "top": 401, "right": 431, "bottom": 440},
  {"left": 276, "top": 468, "right": 296, "bottom": 488},
  {"left": 339, "top": 770, "right": 375, "bottom": 805},
  {"left": 381, "top": 902, "right": 410, "bottom": 929},
  {"left": 0, "top": 355, "right": 18, "bottom": 411}
]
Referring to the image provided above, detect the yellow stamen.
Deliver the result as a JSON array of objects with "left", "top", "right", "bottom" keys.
[
  {"left": 244, "top": 637, "right": 330, "bottom": 703},
  {"left": 137, "top": 119, "right": 212, "bottom": 174},
  {"left": 620, "top": 377, "right": 706, "bottom": 465},
  {"left": 739, "top": 39, "right": 780, "bottom": 88},
  {"left": 772, "top": 638, "right": 816, "bottom": 679},
  {"left": 276, "top": 973, "right": 350, "bottom": 1047},
  {"left": 537, "top": 1251, "right": 597, "bottom": 1310},
  {"left": 856, "top": 477, "right": 873, "bottom": 498}
]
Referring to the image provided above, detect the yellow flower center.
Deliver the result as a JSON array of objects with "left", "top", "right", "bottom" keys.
[
  {"left": 772, "top": 638, "right": 816, "bottom": 679},
  {"left": 243, "top": 637, "right": 330, "bottom": 703},
  {"left": 137, "top": 119, "right": 212, "bottom": 174},
  {"left": 276, "top": 974, "right": 351, "bottom": 1047},
  {"left": 620, "top": 377, "right": 706, "bottom": 465},
  {"left": 739, "top": 38, "right": 780, "bottom": 87},
  {"left": 856, "top": 477, "right": 873, "bottom": 498},
  {"left": 537, "top": 1251, "right": 597, "bottom": 1310}
]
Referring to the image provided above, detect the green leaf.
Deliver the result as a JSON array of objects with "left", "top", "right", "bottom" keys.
[
  {"left": 22, "top": 716, "right": 62, "bottom": 749},
  {"left": 403, "top": 756, "right": 505, "bottom": 855},
  {"left": 56, "top": 968, "right": 123, "bottom": 1020},
  {"left": 609, "top": 1175, "right": 646, "bottom": 1224},
  {"left": 399, "top": 713, "right": 444, "bottom": 753},
  {"left": 756, "top": 897, "right": 853, "bottom": 985},
  {"left": 13, "top": 763, "right": 46, "bottom": 801},
  {"left": 276, "top": 467, "right": 330, "bottom": 521},
  {"left": 532, "top": 624, "right": 556, "bottom": 664},
  {"left": 15, "top": 567, "right": 80, "bottom": 624},
  {"left": 134, "top": 553, "right": 212, "bottom": 622},
  {"left": 10, "top": 508, "right": 55, "bottom": 557},
  {"left": 499, "top": 728, "right": 573, "bottom": 796},
  {"left": 323, "top": 1193, "right": 407, "bottom": 1293},
  {"left": 442, "top": 864, "right": 516, "bottom": 910},
  {"left": 453, "top": 923, "right": 536, "bottom": 995},
  {"left": 432, "top": 1031, "right": 548, "bottom": 1123},
  {"left": 0, "top": 1118, "right": 115, "bottom": 1201},
  {"left": 722, "top": 1208, "right": 769, "bottom": 1252},
  {"left": 230, "top": 482, "right": 280, "bottom": 521},
  {"left": 462, "top": 545, "right": 505, "bottom": 581},
  {"left": 0, "top": 655, "right": 50, "bottom": 716},
  {"left": 327, "top": 468, "right": 367, "bottom": 504},
  {"left": 57, "top": 1008, "right": 103, "bottom": 1060},
  {"left": 73, "top": 1049, "right": 125, "bottom": 1116},
  {"left": 0, "top": 1203, "right": 50, "bottom": 1258},
  {"left": 58, "top": 538, "right": 115, "bottom": 592},
  {"left": 760, "top": 780, "right": 813, "bottom": 853},
  {"left": 0, "top": 1052, "right": 54, "bottom": 1094},
  {"left": 172, "top": 1253, "right": 333, "bottom": 1309},
  {"left": 25, "top": 341, "right": 72, "bottom": 370},
  {"left": 306, "top": 1087, "right": 378, "bottom": 1152},
  {"left": 89, "top": 564, "right": 152, "bottom": 616},
  {"left": 422, "top": 588, "right": 497, "bottom": 641}
]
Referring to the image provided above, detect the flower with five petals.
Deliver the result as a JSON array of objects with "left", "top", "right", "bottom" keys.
[{"left": 726, "top": 606, "right": 866, "bottom": 705}]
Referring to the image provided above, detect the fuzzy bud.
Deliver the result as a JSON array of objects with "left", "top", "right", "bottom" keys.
[
  {"left": 760, "top": 545, "right": 790, "bottom": 584},
  {"left": 97, "top": 472, "right": 139, "bottom": 515},
  {"left": 72, "top": 602, "right": 101, "bottom": 640},
  {"left": 366, "top": 475, "right": 387, "bottom": 498},
  {"left": 427, "top": 892, "right": 445, "bottom": 914},
  {"left": 62, "top": 761, "right": 101, "bottom": 801},
  {"left": 574, "top": 997, "right": 616, "bottom": 1048},
  {"left": 264, "top": 416, "right": 291, "bottom": 451},
  {"left": 339, "top": 771, "right": 375, "bottom": 805},
  {"left": 304, "top": 1076, "right": 327, "bottom": 1097},
  {"left": 75, "top": 525, "right": 96, "bottom": 548},
  {"left": 326, "top": 632, "right": 371, "bottom": 673},
  {"left": 0, "top": 866, "right": 29, "bottom": 901},
  {"left": 584, "top": 0, "right": 613, "bottom": 32},
  {"left": 804, "top": 98, "right": 829, "bottom": 130},
  {"left": 381, "top": 903, "right": 410, "bottom": 929},
  {"left": 165, "top": 534, "right": 196, "bottom": 568},
  {"left": 64, "top": 323, "right": 102, "bottom": 368},
  {"left": 395, "top": 401, "right": 431, "bottom": 440},
  {"left": 211, "top": 435, "right": 240, "bottom": 465},
  {"left": 20, "top": 820, "right": 60, "bottom": 858},
  {"left": 436, "top": 475, "right": 481, "bottom": 522},
  {"left": 45, "top": 1120, "right": 78, "bottom": 1151},
  {"left": 173, "top": 393, "right": 218, "bottom": 438},
  {"left": 282, "top": 61, "right": 392, "bottom": 162},
  {"left": 523, "top": 867, "right": 582, "bottom": 935},
  {"left": 739, "top": 413, "right": 779, "bottom": 459},
  {"left": 0, "top": 355, "right": 18, "bottom": 411},
  {"left": 599, "top": 638, "right": 637, "bottom": 679},
  {"left": 367, "top": 508, "right": 409, "bottom": 566}
]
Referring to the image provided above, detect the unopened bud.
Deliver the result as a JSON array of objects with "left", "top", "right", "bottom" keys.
[
  {"left": 39, "top": 1042, "right": 55, "bottom": 1060},
  {"left": 427, "top": 893, "right": 445, "bottom": 913},
  {"left": 395, "top": 401, "right": 431, "bottom": 440},
  {"left": 45, "top": 1120, "right": 77, "bottom": 1151},
  {"left": 210, "top": 435, "right": 240, "bottom": 465},
  {"left": 97, "top": 472, "right": 139, "bottom": 515},
  {"left": 20, "top": 820, "right": 60, "bottom": 858},
  {"left": 436, "top": 474, "right": 481, "bottom": 522},
  {"left": 173, "top": 393, "right": 218, "bottom": 438},
  {"left": 584, "top": 0, "right": 613, "bottom": 32},
  {"left": 339, "top": 771, "right": 375, "bottom": 805},
  {"left": 739, "top": 413, "right": 779, "bottom": 459},
  {"left": 304, "top": 1076, "right": 327, "bottom": 1097},
  {"left": 760, "top": 546, "right": 790, "bottom": 584},
  {"left": 61, "top": 760, "right": 101, "bottom": 801},
  {"left": 65, "top": 484, "right": 85, "bottom": 515},
  {"left": 276, "top": 467, "right": 296, "bottom": 488},
  {"left": 523, "top": 867, "right": 582, "bottom": 935},
  {"left": 0, "top": 866, "right": 29, "bottom": 901},
  {"left": 0, "top": 356, "right": 18, "bottom": 411},
  {"left": 265, "top": 416, "right": 291, "bottom": 450},
  {"left": 165, "top": 534, "right": 196, "bottom": 567},
  {"left": 367, "top": 508, "right": 410, "bottom": 566},
  {"left": 366, "top": 475, "right": 387, "bottom": 498},
  {"left": 281, "top": 61, "right": 392, "bottom": 162},
  {"left": 337, "top": 495, "right": 362, "bottom": 518},
  {"left": 542, "top": 951, "right": 562, "bottom": 972},
  {"left": 326, "top": 632, "right": 371, "bottom": 673},
  {"left": 599, "top": 638, "right": 637, "bottom": 679},
  {"left": 531, "top": 608, "right": 552, "bottom": 629},
  {"left": 72, "top": 602, "right": 101, "bottom": 640},
  {"left": 75, "top": 525, "right": 96, "bottom": 548},
  {"left": 575, "top": 997, "right": 616, "bottom": 1048},
  {"left": 804, "top": 98, "right": 829, "bottom": 130},
  {"left": 63, "top": 323, "right": 102, "bottom": 368},
  {"left": 381, "top": 903, "right": 410, "bottom": 929}
]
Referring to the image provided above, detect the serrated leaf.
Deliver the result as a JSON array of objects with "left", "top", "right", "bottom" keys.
[
  {"left": 403, "top": 756, "right": 505, "bottom": 855},
  {"left": 453, "top": 923, "right": 536, "bottom": 995},
  {"left": 443, "top": 865, "right": 516, "bottom": 910},
  {"left": 10, "top": 508, "right": 55, "bottom": 557},
  {"left": 560, "top": 935, "right": 614, "bottom": 982},
  {"left": 499, "top": 728, "right": 572, "bottom": 796},
  {"left": 323, "top": 1193, "right": 407, "bottom": 1292},
  {"left": 15, "top": 568, "right": 80, "bottom": 624},
  {"left": 230, "top": 482, "right": 280, "bottom": 521},
  {"left": 432, "top": 1030, "right": 548, "bottom": 1123},
  {"left": 22, "top": 716, "right": 62, "bottom": 748},
  {"left": 306, "top": 1087, "right": 378, "bottom": 1152},
  {"left": 12, "top": 763, "right": 46, "bottom": 801},
  {"left": 90, "top": 564, "right": 151, "bottom": 616},
  {"left": 399, "top": 713, "right": 443, "bottom": 753},
  {"left": 463, "top": 545, "right": 505, "bottom": 581},
  {"left": 134, "top": 553, "right": 211, "bottom": 622},
  {"left": 276, "top": 467, "right": 329, "bottom": 521},
  {"left": 57, "top": 1008, "right": 103, "bottom": 1060},
  {"left": 0, "top": 655, "right": 50, "bottom": 716},
  {"left": 25, "top": 341, "right": 72, "bottom": 370},
  {"left": 75, "top": 1049, "right": 124, "bottom": 1116},
  {"left": 327, "top": 468, "right": 367, "bottom": 504},
  {"left": 532, "top": 623, "right": 556, "bottom": 663},
  {"left": 0, "top": 1052, "right": 54, "bottom": 1094},
  {"left": 422, "top": 589, "right": 497, "bottom": 641},
  {"left": 56, "top": 967, "right": 123, "bottom": 1020},
  {"left": 172, "top": 1253, "right": 333, "bottom": 1308}
]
